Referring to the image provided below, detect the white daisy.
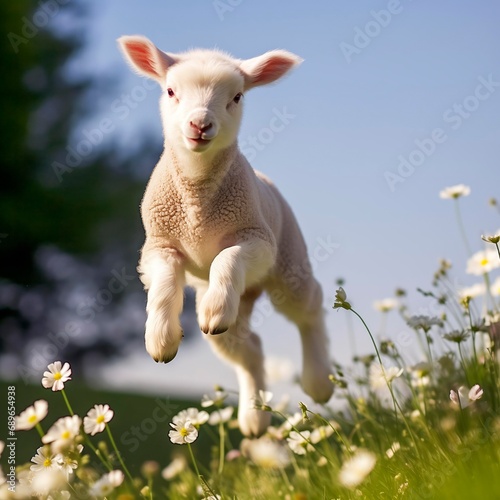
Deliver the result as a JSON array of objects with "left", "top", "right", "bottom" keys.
[
  {"left": 490, "top": 276, "right": 500, "bottom": 297},
  {"left": 407, "top": 315, "right": 443, "bottom": 331},
  {"left": 241, "top": 437, "right": 291, "bottom": 468},
  {"left": 450, "top": 384, "right": 484, "bottom": 408},
  {"left": 42, "top": 415, "right": 81, "bottom": 452},
  {"left": 89, "top": 470, "right": 124, "bottom": 498},
  {"left": 339, "top": 449, "right": 377, "bottom": 489},
  {"left": 458, "top": 283, "right": 486, "bottom": 300},
  {"left": 385, "top": 442, "right": 401, "bottom": 459},
  {"left": 466, "top": 249, "right": 500, "bottom": 276},
  {"left": 162, "top": 455, "right": 187, "bottom": 480},
  {"left": 172, "top": 408, "right": 209, "bottom": 428},
  {"left": 83, "top": 404, "right": 114, "bottom": 436},
  {"left": 373, "top": 298, "right": 398, "bottom": 312},
  {"left": 41, "top": 361, "right": 72, "bottom": 391},
  {"left": 439, "top": 184, "right": 471, "bottom": 199},
  {"left": 168, "top": 416, "right": 198, "bottom": 445},
  {"left": 30, "top": 468, "right": 66, "bottom": 497},
  {"left": 30, "top": 446, "right": 62, "bottom": 473},
  {"left": 369, "top": 364, "right": 403, "bottom": 390},
  {"left": 16, "top": 400, "right": 48, "bottom": 431},
  {"left": 286, "top": 430, "right": 314, "bottom": 455},
  {"left": 252, "top": 390, "right": 273, "bottom": 410},
  {"left": 201, "top": 390, "right": 228, "bottom": 408},
  {"left": 208, "top": 406, "right": 234, "bottom": 425},
  {"left": 310, "top": 424, "right": 336, "bottom": 444}
]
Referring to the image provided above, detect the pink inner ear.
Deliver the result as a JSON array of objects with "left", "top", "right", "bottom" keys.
[
  {"left": 124, "top": 41, "right": 159, "bottom": 78},
  {"left": 252, "top": 56, "right": 296, "bottom": 85}
]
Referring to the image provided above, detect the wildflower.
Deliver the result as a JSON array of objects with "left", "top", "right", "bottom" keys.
[
  {"left": 369, "top": 364, "right": 403, "bottom": 390},
  {"left": 252, "top": 390, "right": 273, "bottom": 411},
  {"left": 42, "top": 361, "right": 71, "bottom": 391},
  {"left": 310, "top": 424, "right": 335, "bottom": 444},
  {"left": 450, "top": 384, "right": 483, "bottom": 408},
  {"left": 407, "top": 315, "right": 443, "bottom": 332},
  {"left": 59, "top": 454, "right": 79, "bottom": 480},
  {"left": 373, "top": 298, "right": 398, "bottom": 312},
  {"left": 89, "top": 470, "right": 124, "bottom": 498},
  {"left": 208, "top": 406, "right": 234, "bottom": 425},
  {"left": 201, "top": 389, "right": 227, "bottom": 408},
  {"left": 30, "top": 468, "right": 66, "bottom": 497},
  {"left": 141, "top": 461, "right": 160, "bottom": 479},
  {"left": 439, "top": 184, "right": 471, "bottom": 199},
  {"left": 172, "top": 407, "right": 209, "bottom": 428},
  {"left": 443, "top": 330, "right": 470, "bottom": 344},
  {"left": 491, "top": 276, "right": 500, "bottom": 297},
  {"left": 339, "top": 449, "right": 377, "bottom": 489},
  {"left": 168, "top": 415, "right": 198, "bottom": 444},
  {"left": 42, "top": 415, "right": 82, "bottom": 452},
  {"left": 458, "top": 283, "right": 486, "bottom": 300},
  {"left": 481, "top": 233, "right": 500, "bottom": 244},
  {"left": 287, "top": 430, "right": 314, "bottom": 455},
  {"left": 16, "top": 399, "right": 48, "bottom": 431},
  {"left": 30, "top": 446, "right": 63, "bottom": 473},
  {"left": 162, "top": 455, "right": 187, "bottom": 480},
  {"left": 333, "top": 287, "right": 351, "bottom": 310},
  {"left": 408, "top": 362, "right": 431, "bottom": 386},
  {"left": 466, "top": 249, "right": 500, "bottom": 275},
  {"left": 83, "top": 404, "right": 114, "bottom": 436},
  {"left": 241, "top": 437, "right": 291, "bottom": 468},
  {"left": 385, "top": 442, "right": 401, "bottom": 459}
]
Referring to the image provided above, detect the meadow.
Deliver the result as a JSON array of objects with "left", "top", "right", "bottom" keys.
[{"left": 1, "top": 185, "right": 499, "bottom": 499}]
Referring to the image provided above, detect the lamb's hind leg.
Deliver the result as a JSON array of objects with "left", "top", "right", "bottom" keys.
[
  {"left": 199, "top": 289, "right": 271, "bottom": 437},
  {"left": 139, "top": 250, "right": 185, "bottom": 363},
  {"left": 269, "top": 277, "right": 333, "bottom": 403}
]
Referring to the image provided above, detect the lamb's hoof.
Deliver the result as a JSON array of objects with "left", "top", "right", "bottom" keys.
[
  {"left": 152, "top": 350, "right": 178, "bottom": 364},
  {"left": 198, "top": 286, "right": 239, "bottom": 336},
  {"left": 201, "top": 325, "right": 228, "bottom": 335}
]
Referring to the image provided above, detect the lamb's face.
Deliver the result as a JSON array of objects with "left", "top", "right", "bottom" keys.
[
  {"left": 118, "top": 36, "right": 302, "bottom": 159},
  {"left": 160, "top": 56, "right": 245, "bottom": 154}
]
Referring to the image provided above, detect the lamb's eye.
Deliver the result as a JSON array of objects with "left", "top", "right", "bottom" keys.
[
  {"left": 233, "top": 92, "right": 243, "bottom": 104},
  {"left": 167, "top": 88, "right": 175, "bottom": 98}
]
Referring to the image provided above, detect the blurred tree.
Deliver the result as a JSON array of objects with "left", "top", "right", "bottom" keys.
[{"left": 0, "top": 1, "right": 197, "bottom": 383}]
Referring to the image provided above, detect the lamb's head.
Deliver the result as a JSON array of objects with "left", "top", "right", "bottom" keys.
[{"left": 118, "top": 36, "right": 302, "bottom": 159}]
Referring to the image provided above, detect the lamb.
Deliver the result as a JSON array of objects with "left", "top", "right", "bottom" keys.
[{"left": 118, "top": 35, "right": 334, "bottom": 436}]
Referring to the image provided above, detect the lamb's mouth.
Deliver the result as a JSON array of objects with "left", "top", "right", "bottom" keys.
[{"left": 186, "top": 136, "right": 213, "bottom": 151}]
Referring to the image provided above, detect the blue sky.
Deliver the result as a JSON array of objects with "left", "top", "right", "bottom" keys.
[{"left": 63, "top": 0, "right": 500, "bottom": 401}]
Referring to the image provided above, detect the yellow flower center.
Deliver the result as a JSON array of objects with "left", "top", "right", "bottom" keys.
[
  {"left": 61, "top": 430, "right": 71, "bottom": 439},
  {"left": 44, "top": 458, "right": 52, "bottom": 467},
  {"left": 179, "top": 427, "right": 189, "bottom": 438},
  {"left": 53, "top": 372, "right": 62, "bottom": 380},
  {"left": 28, "top": 415, "right": 38, "bottom": 424},
  {"left": 96, "top": 415, "right": 105, "bottom": 424}
]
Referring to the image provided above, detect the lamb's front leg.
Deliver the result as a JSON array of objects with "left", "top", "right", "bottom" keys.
[
  {"left": 198, "top": 239, "right": 275, "bottom": 335},
  {"left": 139, "top": 251, "right": 185, "bottom": 363}
]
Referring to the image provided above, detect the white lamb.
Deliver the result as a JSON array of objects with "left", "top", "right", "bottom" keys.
[{"left": 118, "top": 36, "right": 333, "bottom": 436}]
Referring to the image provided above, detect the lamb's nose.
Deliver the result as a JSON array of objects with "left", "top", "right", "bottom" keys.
[{"left": 190, "top": 121, "right": 213, "bottom": 133}]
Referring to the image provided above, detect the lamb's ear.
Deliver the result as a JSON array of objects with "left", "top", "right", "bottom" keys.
[
  {"left": 240, "top": 50, "right": 303, "bottom": 90},
  {"left": 117, "top": 35, "right": 176, "bottom": 84}
]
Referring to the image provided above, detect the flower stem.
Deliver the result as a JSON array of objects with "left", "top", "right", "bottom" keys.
[
  {"left": 61, "top": 389, "right": 74, "bottom": 416},
  {"left": 350, "top": 308, "right": 422, "bottom": 459},
  {"left": 35, "top": 423, "right": 44, "bottom": 439},
  {"left": 218, "top": 421, "right": 225, "bottom": 475},
  {"left": 187, "top": 442, "right": 217, "bottom": 498},
  {"left": 106, "top": 424, "right": 135, "bottom": 486}
]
